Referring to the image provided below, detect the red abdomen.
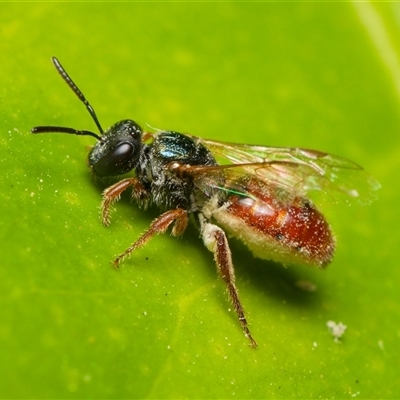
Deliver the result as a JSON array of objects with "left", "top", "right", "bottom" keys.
[{"left": 213, "top": 178, "right": 335, "bottom": 268}]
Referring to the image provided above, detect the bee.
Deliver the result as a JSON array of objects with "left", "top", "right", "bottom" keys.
[{"left": 32, "top": 57, "right": 380, "bottom": 347}]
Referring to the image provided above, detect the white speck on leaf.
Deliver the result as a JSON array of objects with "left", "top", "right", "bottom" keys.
[{"left": 327, "top": 320, "right": 347, "bottom": 342}]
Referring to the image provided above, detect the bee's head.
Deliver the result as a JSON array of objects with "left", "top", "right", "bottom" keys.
[
  {"left": 88, "top": 119, "right": 142, "bottom": 178},
  {"left": 31, "top": 57, "right": 143, "bottom": 179}
]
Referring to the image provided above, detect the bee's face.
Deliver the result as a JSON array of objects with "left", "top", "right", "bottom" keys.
[{"left": 88, "top": 119, "right": 143, "bottom": 178}]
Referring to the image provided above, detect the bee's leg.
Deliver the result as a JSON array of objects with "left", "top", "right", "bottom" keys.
[
  {"left": 113, "top": 208, "right": 188, "bottom": 268},
  {"left": 199, "top": 216, "right": 257, "bottom": 348},
  {"left": 101, "top": 178, "right": 148, "bottom": 226}
]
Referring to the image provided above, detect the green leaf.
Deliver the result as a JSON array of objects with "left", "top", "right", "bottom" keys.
[{"left": 1, "top": 2, "right": 399, "bottom": 398}]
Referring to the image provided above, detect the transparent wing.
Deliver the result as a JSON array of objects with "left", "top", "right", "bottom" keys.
[{"left": 185, "top": 135, "right": 381, "bottom": 204}]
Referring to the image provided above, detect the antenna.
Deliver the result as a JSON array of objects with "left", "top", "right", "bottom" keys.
[
  {"left": 31, "top": 125, "right": 101, "bottom": 140},
  {"left": 51, "top": 57, "right": 104, "bottom": 134}
]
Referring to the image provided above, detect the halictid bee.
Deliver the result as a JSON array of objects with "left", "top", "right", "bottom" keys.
[{"left": 32, "top": 57, "right": 380, "bottom": 347}]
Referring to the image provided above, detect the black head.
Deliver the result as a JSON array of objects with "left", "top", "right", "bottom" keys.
[
  {"left": 31, "top": 57, "right": 142, "bottom": 179},
  {"left": 88, "top": 119, "right": 142, "bottom": 177}
]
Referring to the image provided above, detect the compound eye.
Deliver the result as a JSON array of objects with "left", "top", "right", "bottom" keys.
[{"left": 92, "top": 142, "right": 134, "bottom": 177}]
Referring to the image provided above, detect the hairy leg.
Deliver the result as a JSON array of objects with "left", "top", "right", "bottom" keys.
[
  {"left": 101, "top": 178, "right": 148, "bottom": 226},
  {"left": 113, "top": 208, "right": 188, "bottom": 268},
  {"left": 200, "top": 215, "right": 257, "bottom": 347}
]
